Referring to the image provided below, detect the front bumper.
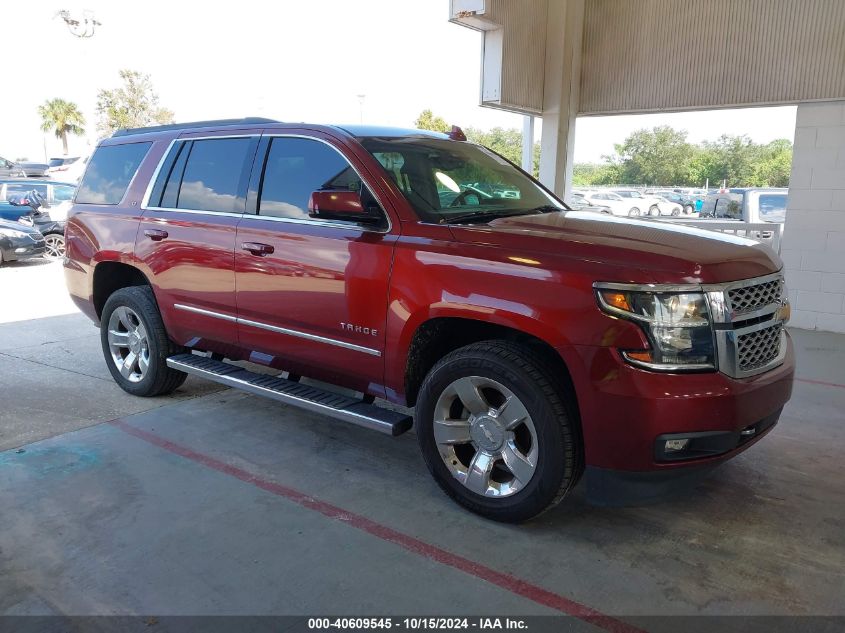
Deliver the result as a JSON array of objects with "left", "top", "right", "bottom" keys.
[
  {"left": 1, "top": 236, "right": 46, "bottom": 261},
  {"left": 560, "top": 332, "right": 795, "bottom": 504},
  {"left": 586, "top": 407, "right": 782, "bottom": 506}
]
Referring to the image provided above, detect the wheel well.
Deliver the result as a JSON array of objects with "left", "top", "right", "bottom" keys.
[
  {"left": 93, "top": 262, "right": 149, "bottom": 318},
  {"left": 404, "top": 317, "right": 577, "bottom": 412}
]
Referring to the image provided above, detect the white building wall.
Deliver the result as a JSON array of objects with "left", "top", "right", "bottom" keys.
[{"left": 782, "top": 101, "right": 845, "bottom": 334}]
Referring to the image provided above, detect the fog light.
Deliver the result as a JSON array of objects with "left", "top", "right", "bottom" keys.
[
  {"left": 14, "top": 247, "right": 27, "bottom": 253},
  {"left": 665, "top": 439, "right": 690, "bottom": 452}
]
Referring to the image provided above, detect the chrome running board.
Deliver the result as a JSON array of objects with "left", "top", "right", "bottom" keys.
[{"left": 166, "top": 353, "right": 412, "bottom": 436}]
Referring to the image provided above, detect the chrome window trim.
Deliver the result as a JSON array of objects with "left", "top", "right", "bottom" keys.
[
  {"left": 142, "top": 134, "right": 394, "bottom": 233},
  {"left": 141, "top": 207, "right": 245, "bottom": 219},
  {"left": 140, "top": 138, "right": 177, "bottom": 209},
  {"left": 173, "top": 303, "right": 381, "bottom": 357},
  {"left": 140, "top": 135, "right": 260, "bottom": 212}
]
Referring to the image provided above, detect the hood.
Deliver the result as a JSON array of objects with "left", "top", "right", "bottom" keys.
[{"left": 448, "top": 211, "right": 781, "bottom": 284}]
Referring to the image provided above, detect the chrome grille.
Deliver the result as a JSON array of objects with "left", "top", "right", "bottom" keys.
[
  {"left": 728, "top": 278, "right": 783, "bottom": 314},
  {"left": 737, "top": 323, "right": 782, "bottom": 371}
]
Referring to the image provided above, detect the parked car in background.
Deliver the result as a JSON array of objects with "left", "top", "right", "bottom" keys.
[
  {"left": 18, "top": 162, "right": 50, "bottom": 178},
  {"left": 0, "top": 217, "right": 46, "bottom": 266},
  {"left": 568, "top": 192, "right": 612, "bottom": 214},
  {"left": 699, "top": 188, "right": 788, "bottom": 224},
  {"left": 645, "top": 189, "right": 698, "bottom": 215},
  {"left": 0, "top": 155, "right": 26, "bottom": 178},
  {"left": 613, "top": 189, "right": 683, "bottom": 216},
  {"left": 45, "top": 155, "right": 90, "bottom": 183},
  {"left": 578, "top": 190, "right": 645, "bottom": 216},
  {"left": 0, "top": 180, "right": 74, "bottom": 259}
]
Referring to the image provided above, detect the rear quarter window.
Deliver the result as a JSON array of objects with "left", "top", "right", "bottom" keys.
[{"left": 76, "top": 142, "right": 151, "bottom": 205}]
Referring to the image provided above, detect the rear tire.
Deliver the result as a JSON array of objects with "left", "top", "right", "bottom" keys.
[
  {"left": 100, "top": 286, "right": 187, "bottom": 397},
  {"left": 649, "top": 205, "right": 660, "bottom": 216},
  {"left": 416, "top": 341, "right": 582, "bottom": 522},
  {"left": 628, "top": 207, "right": 641, "bottom": 217},
  {"left": 683, "top": 204, "right": 694, "bottom": 215}
]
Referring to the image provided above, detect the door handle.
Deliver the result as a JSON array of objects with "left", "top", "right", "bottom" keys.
[
  {"left": 241, "top": 242, "right": 275, "bottom": 256},
  {"left": 144, "top": 229, "right": 169, "bottom": 241}
]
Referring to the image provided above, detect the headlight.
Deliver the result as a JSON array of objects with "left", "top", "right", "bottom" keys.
[
  {"left": 0, "top": 227, "right": 29, "bottom": 239},
  {"left": 595, "top": 284, "right": 716, "bottom": 371}
]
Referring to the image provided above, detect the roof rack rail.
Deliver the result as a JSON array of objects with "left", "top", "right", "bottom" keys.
[{"left": 112, "top": 117, "right": 280, "bottom": 137}]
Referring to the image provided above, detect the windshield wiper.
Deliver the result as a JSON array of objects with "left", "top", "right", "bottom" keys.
[
  {"left": 521, "top": 205, "right": 563, "bottom": 214},
  {"left": 439, "top": 210, "right": 527, "bottom": 225}
]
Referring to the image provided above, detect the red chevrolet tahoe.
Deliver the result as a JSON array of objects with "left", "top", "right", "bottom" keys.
[{"left": 64, "top": 118, "right": 794, "bottom": 522}]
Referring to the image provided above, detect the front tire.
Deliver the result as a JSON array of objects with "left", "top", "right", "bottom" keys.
[
  {"left": 649, "top": 205, "right": 660, "bottom": 216},
  {"left": 416, "top": 341, "right": 582, "bottom": 522},
  {"left": 100, "top": 286, "right": 187, "bottom": 397},
  {"left": 628, "top": 207, "right": 641, "bottom": 217}
]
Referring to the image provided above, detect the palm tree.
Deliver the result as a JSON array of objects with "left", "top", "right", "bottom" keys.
[{"left": 38, "top": 98, "right": 85, "bottom": 155}]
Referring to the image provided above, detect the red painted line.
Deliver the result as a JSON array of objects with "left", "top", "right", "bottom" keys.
[
  {"left": 108, "top": 419, "right": 646, "bottom": 633},
  {"left": 796, "top": 377, "right": 845, "bottom": 390}
]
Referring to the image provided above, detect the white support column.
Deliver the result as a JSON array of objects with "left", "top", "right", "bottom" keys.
[
  {"left": 781, "top": 101, "right": 845, "bottom": 333},
  {"left": 539, "top": 0, "right": 584, "bottom": 201},
  {"left": 521, "top": 115, "right": 535, "bottom": 173}
]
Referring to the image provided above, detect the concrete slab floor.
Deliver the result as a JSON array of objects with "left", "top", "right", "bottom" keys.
[{"left": 1, "top": 306, "right": 844, "bottom": 628}]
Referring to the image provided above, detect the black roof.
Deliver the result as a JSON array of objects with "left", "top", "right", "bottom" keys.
[{"left": 112, "top": 117, "right": 280, "bottom": 137}]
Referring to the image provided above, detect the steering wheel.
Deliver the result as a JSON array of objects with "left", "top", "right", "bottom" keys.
[{"left": 448, "top": 189, "right": 480, "bottom": 207}]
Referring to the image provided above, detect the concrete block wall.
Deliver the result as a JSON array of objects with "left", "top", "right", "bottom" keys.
[{"left": 782, "top": 101, "right": 845, "bottom": 334}]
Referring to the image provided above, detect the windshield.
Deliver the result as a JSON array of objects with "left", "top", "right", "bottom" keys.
[
  {"left": 358, "top": 137, "right": 563, "bottom": 223},
  {"left": 759, "top": 194, "right": 787, "bottom": 223}
]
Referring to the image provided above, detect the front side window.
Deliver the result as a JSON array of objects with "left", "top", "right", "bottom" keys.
[
  {"left": 176, "top": 138, "right": 252, "bottom": 213},
  {"left": 258, "top": 137, "right": 376, "bottom": 222},
  {"left": 359, "top": 137, "right": 561, "bottom": 223},
  {"left": 76, "top": 142, "right": 151, "bottom": 205},
  {"left": 758, "top": 194, "right": 787, "bottom": 224}
]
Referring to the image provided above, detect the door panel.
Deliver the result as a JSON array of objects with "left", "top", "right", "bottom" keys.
[
  {"left": 234, "top": 134, "right": 395, "bottom": 395},
  {"left": 137, "top": 134, "right": 257, "bottom": 349},
  {"left": 136, "top": 210, "right": 240, "bottom": 347}
]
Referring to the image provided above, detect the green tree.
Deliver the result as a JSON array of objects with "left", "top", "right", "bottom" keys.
[
  {"left": 414, "top": 110, "right": 541, "bottom": 177},
  {"left": 96, "top": 70, "right": 174, "bottom": 136},
  {"left": 38, "top": 98, "right": 85, "bottom": 155},
  {"left": 751, "top": 139, "right": 793, "bottom": 187},
  {"left": 608, "top": 126, "right": 695, "bottom": 186},
  {"left": 414, "top": 109, "right": 450, "bottom": 133},
  {"left": 572, "top": 162, "right": 620, "bottom": 186}
]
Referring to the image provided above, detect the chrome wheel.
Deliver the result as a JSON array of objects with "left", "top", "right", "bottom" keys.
[
  {"left": 44, "top": 234, "right": 65, "bottom": 259},
  {"left": 107, "top": 306, "right": 150, "bottom": 383},
  {"left": 433, "top": 376, "right": 538, "bottom": 497}
]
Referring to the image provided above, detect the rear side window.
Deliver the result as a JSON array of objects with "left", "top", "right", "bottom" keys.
[
  {"left": 174, "top": 138, "right": 253, "bottom": 213},
  {"left": 76, "top": 142, "right": 151, "bottom": 205}
]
